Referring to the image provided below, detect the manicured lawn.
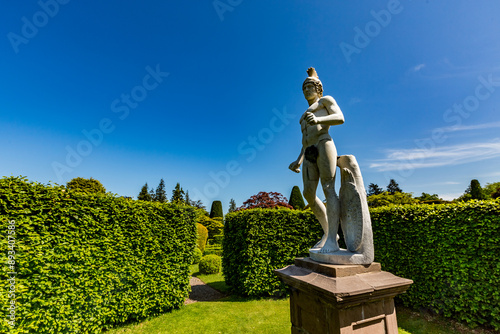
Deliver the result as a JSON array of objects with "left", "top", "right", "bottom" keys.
[
  {"left": 108, "top": 296, "right": 290, "bottom": 334},
  {"left": 107, "top": 267, "right": 496, "bottom": 334}
]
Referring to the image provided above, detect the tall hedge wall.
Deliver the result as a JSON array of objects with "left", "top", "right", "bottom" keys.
[
  {"left": 223, "top": 208, "right": 321, "bottom": 297},
  {"left": 371, "top": 200, "right": 500, "bottom": 330},
  {"left": 223, "top": 201, "right": 500, "bottom": 330},
  {"left": 0, "top": 177, "right": 197, "bottom": 333}
]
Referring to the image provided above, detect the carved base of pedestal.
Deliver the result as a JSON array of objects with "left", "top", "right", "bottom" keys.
[
  {"left": 309, "top": 248, "right": 373, "bottom": 265},
  {"left": 275, "top": 258, "right": 413, "bottom": 334}
]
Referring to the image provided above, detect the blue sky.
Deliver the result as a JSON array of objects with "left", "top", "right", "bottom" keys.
[{"left": 2, "top": 1, "right": 500, "bottom": 212}]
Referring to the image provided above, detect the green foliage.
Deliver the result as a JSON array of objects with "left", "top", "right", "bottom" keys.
[
  {"left": 213, "top": 234, "right": 224, "bottom": 245},
  {"left": 155, "top": 178, "right": 168, "bottom": 203},
  {"left": 199, "top": 255, "right": 222, "bottom": 274},
  {"left": 171, "top": 183, "right": 185, "bottom": 203},
  {"left": 204, "top": 244, "right": 223, "bottom": 257},
  {"left": 210, "top": 200, "right": 224, "bottom": 218},
  {"left": 371, "top": 200, "right": 500, "bottom": 331},
  {"left": 196, "top": 223, "right": 209, "bottom": 252},
  {"left": 469, "top": 179, "right": 486, "bottom": 200},
  {"left": 415, "top": 192, "right": 441, "bottom": 201},
  {"left": 137, "top": 182, "right": 152, "bottom": 201},
  {"left": 0, "top": 176, "right": 197, "bottom": 334},
  {"left": 483, "top": 182, "right": 500, "bottom": 198},
  {"left": 387, "top": 179, "right": 403, "bottom": 194},
  {"left": 368, "top": 191, "right": 418, "bottom": 207},
  {"left": 228, "top": 198, "right": 237, "bottom": 213},
  {"left": 367, "top": 183, "right": 384, "bottom": 196},
  {"left": 197, "top": 216, "right": 224, "bottom": 240},
  {"left": 192, "top": 247, "right": 203, "bottom": 265},
  {"left": 66, "top": 177, "right": 106, "bottom": 194},
  {"left": 288, "top": 186, "right": 305, "bottom": 210},
  {"left": 223, "top": 208, "right": 322, "bottom": 297}
]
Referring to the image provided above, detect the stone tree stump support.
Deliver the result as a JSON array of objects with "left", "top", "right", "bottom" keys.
[{"left": 275, "top": 258, "right": 413, "bottom": 334}]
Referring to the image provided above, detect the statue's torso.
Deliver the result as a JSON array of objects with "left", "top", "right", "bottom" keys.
[{"left": 301, "top": 106, "right": 331, "bottom": 147}]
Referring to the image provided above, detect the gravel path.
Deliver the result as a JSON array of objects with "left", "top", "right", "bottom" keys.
[{"left": 184, "top": 277, "right": 226, "bottom": 305}]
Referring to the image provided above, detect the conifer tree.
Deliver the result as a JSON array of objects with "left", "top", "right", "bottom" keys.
[
  {"left": 367, "top": 183, "right": 384, "bottom": 196},
  {"left": 155, "top": 179, "right": 167, "bottom": 203},
  {"left": 171, "top": 183, "right": 185, "bottom": 203},
  {"left": 228, "top": 198, "right": 237, "bottom": 213},
  {"left": 469, "top": 179, "right": 486, "bottom": 200},
  {"left": 289, "top": 186, "right": 305, "bottom": 210},
  {"left": 149, "top": 188, "right": 156, "bottom": 201},
  {"left": 137, "top": 183, "right": 152, "bottom": 201},
  {"left": 387, "top": 179, "right": 402, "bottom": 194},
  {"left": 185, "top": 190, "right": 192, "bottom": 206},
  {"left": 210, "top": 200, "right": 223, "bottom": 218}
]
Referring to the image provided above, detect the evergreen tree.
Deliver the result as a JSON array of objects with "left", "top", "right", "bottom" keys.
[
  {"left": 155, "top": 179, "right": 167, "bottom": 203},
  {"left": 67, "top": 177, "right": 106, "bottom": 194},
  {"left": 288, "top": 186, "right": 305, "bottom": 210},
  {"left": 149, "top": 188, "right": 156, "bottom": 201},
  {"left": 469, "top": 179, "right": 485, "bottom": 200},
  {"left": 387, "top": 179, "right": 402, "bottom": 194},
  {"left": 137, "top": 183, "right": 152, "bottom": 201},
  {"left": 171, "top": 183, "right": 185, "bottom": 203},
  {"left": 228, "top": 198, "right": 237, "bottom": 213},
  {"left": 185, "top": 190, "right": 192, "bottom": 206},
  {"left": 367, "top": 183, "right": 384, "bottom": 196},
  {"left": 192, "top": 200, "right": 206, "bottom": 210},
  {"left": 210, "top": 200, "right": 223, "bottom": 218}
]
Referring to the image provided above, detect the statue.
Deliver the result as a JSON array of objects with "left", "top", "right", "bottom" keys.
[{"left": 289, "top": 68, "right": 374, "bottom": 265}]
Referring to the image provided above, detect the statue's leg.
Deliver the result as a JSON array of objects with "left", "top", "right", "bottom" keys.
[
  {"left": 302, "top": 160, "right": 328, "bottom": 248},
  {"left": 318, "top": 140, "right": 340, "bottom": 253}
]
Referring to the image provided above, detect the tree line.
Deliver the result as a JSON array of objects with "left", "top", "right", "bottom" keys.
[{"left": 366, "top": 179, "right": 500, "bottom": 207}]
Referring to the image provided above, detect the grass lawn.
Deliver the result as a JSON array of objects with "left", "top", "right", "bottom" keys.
[{"left": 107, "top": 266, "right": 496, "bottom": 334}]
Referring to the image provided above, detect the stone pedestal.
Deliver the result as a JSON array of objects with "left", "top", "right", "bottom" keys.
[{"left": 275, "top": 258, "right": 413, "bottom": 334}]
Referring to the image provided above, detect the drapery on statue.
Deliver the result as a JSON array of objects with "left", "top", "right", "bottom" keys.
[{"left": 289, "top": 67, "right": 374, "bottom": 265}]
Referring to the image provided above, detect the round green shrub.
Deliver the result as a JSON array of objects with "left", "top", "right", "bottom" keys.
[
  {"left": 192, "top": 247, "right": 203, "bottom": 265},
  {"left": 199, "top": 254, "right": 222, "bottom": 274}
]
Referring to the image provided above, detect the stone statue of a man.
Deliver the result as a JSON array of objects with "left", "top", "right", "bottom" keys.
[
  {"left": 289, "top": 68, "right": 374, "bottom": 264},
  {"left": 289, "top": 67, "right": 344, "bottom": 254}
]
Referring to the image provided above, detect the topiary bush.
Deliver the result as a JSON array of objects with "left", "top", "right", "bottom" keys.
[
  {"left": 0, "top": 176, "right": 197, "bottom": 334},
  {"left": 199, "top": 254, "right": 222, "bottom": 274},
  {"left": 196, "top": 223, "right": 208, "bottom": 253},
  {"left": 223, "top": 208, "right": 322, "bottom": 297},
  {"left": 371, "top": 200, "right": 500, "bottom": 331},
  {"left": 209, "top": 200, "right": 224, "bottom": 218},
  {"left": 192, "top": 247, "right": 203, "bottom": 265}
]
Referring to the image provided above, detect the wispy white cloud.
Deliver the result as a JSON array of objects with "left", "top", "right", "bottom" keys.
[
  {"left": 442, "top": 121, "right": 500, "bottom": 132},
  {"left": 370, "top": 139, "right": 500, "bottom": 171},
  {"left": 412, "top": 63, "right": 425, "bottom": 72},
  {"left": 416, "top": 59, "right": 500, "bottom": 80}
]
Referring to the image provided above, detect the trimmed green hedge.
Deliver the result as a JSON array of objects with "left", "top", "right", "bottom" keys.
[
  {"left": 0, "top": 177, "right": 197, "bottom": 333},
  {"left": 371, "top": 200, "right": 500, "bottom": 330},
  {"left": 223, "top": 208, "right": 321, "bottom": 297}
]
